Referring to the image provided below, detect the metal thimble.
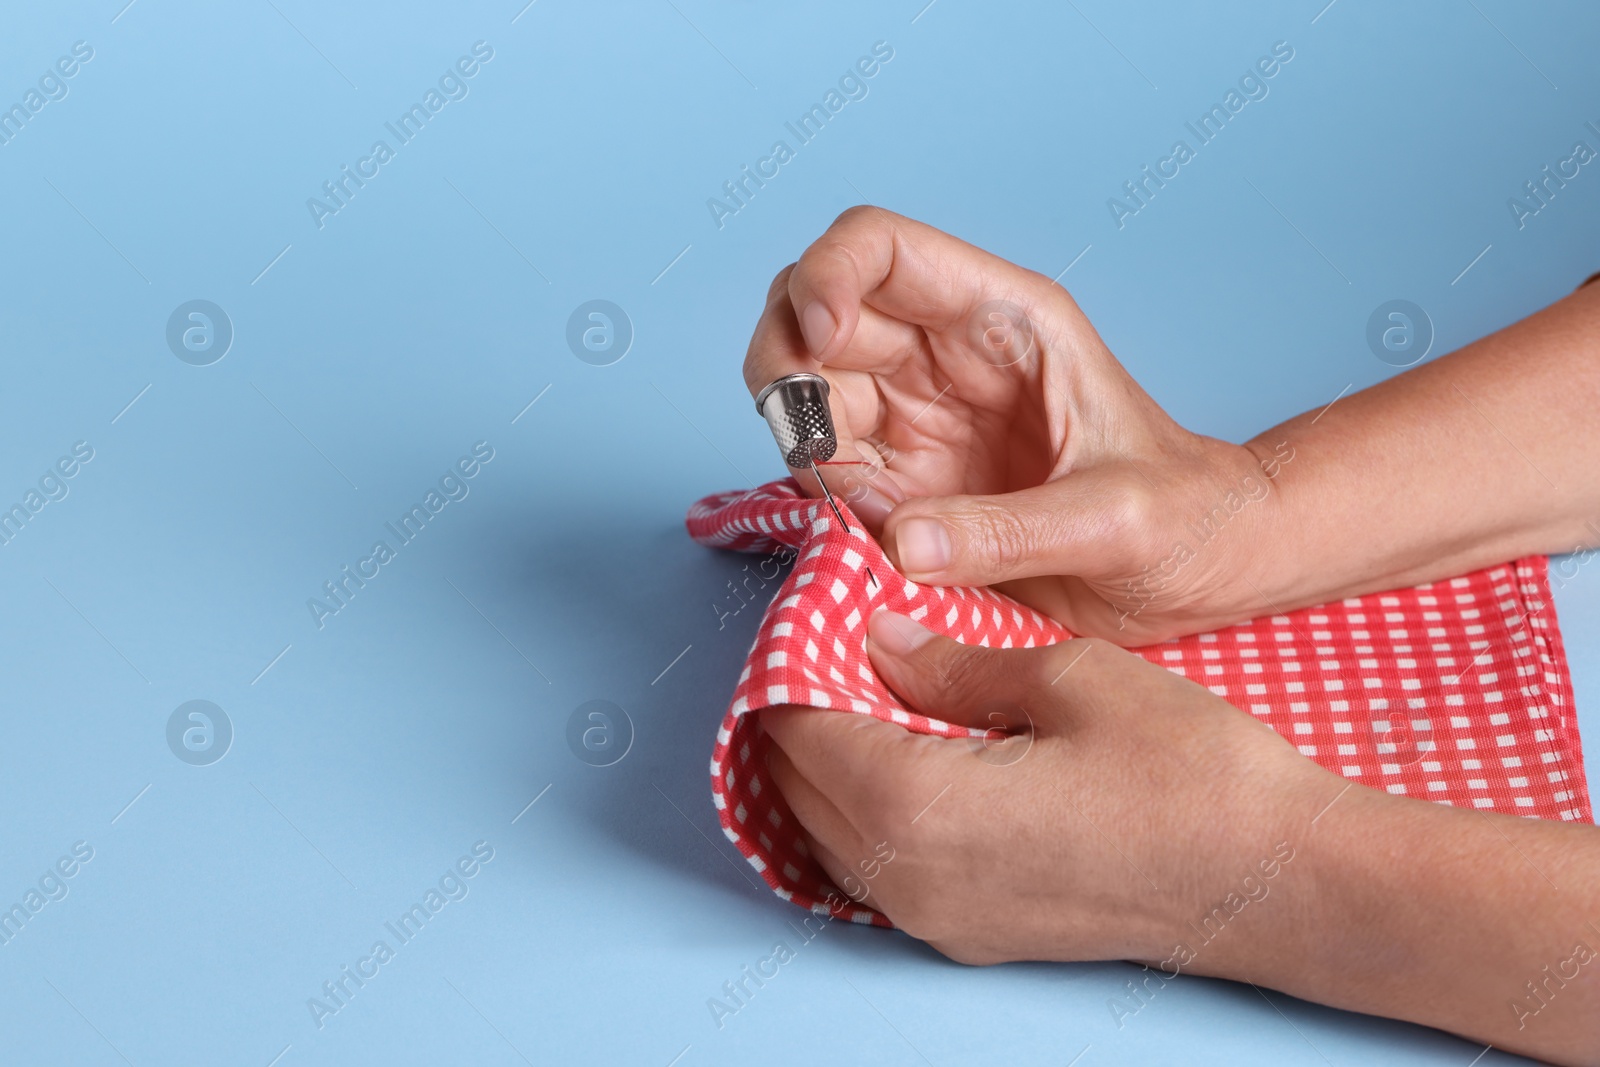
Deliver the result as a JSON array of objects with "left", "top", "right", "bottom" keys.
[{"left": 754, "top": 373, "right": 838, "bottom": 469}]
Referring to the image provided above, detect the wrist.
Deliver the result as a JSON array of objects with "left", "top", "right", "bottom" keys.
[
  {"left": 1165, "top": 434, "right": 1301, "bottom": 631},
  {"left": 1127, "top": 747, "right": 1345, "bottom": 989},
  {"left": 1199, "top": 779, "right": 1446, "bottom": 1002},
  {"left": 1247, "top": 782, "right": 1588, "bottom": 1049},
  {"left": 1229, "top": 431, "right": 1304, "bottom": 610}
]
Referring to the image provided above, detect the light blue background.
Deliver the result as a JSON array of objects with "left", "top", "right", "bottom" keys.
[{"left": 1, "top": 1, "right": 1597, "bottom": 1064}]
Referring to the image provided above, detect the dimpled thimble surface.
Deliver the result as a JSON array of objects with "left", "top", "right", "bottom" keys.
[{"left": 755, "top": 373, "right": 838, "bottom": 469}]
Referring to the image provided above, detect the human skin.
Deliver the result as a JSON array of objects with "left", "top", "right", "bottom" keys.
[
  {"left": 742, "top": 207, "right": 1600, "bottom": 1063},
  {"left": 764, "top": 617, "right": 1600, "bottom": 1063},
  {"left": 742, "top": 208, "right": 1600, "bottom": 644}
]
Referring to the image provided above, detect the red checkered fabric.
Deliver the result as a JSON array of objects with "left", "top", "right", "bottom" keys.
[{"left": 687, "top": 478, "right": 1592, "bottom": 927}]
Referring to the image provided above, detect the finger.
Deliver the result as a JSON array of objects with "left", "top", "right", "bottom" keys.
[
  {"left": 879, "top": 474, "right": 1149, "bottom": 587},
  {"left": 743, "top": 256, "right": 920, "bottom": 380},
  {"left": 807, "top": 834, "right": 873, "bottom": 911},
  {"left": 787, "top": 205, "right": 1049, "bottom": 360},
  {"left": 740, "top": 283, "right": 910, "bottom": 516},
  {"left": 741, "top": 263, "right": 823, "bottom": 399},
  {"left": 768, "top": 744, "right": 890, "bottom": 911},
  {"left": 807, "top": 447, "right": 908, "bottom": 531},
  {"left": 743, "top": 298, "right": 921, "bottom": 430},
  {"left": 765, "top": 739, "right": 866, "bottom": 868},
  {"left": 759, "top": 705, "right": 952, "bottom": 827},
  {"left": 865, "top": 609, "right": 1099, "bottom": 733},
  {"left": 820, "top": 302, "right": 926, "bottom": 374}
]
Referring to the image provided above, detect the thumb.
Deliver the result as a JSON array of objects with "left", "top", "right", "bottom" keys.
[
  {"left": 880, "top": 476, "right": 1144, "bottom": 587},
  {"left": 865, "top": 610, "right": 1090, "bottom": 736}
]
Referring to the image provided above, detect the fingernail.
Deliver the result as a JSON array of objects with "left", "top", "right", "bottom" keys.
[
  {"left": 894, "top": 517, "right": 951, "bottom": 575},
  {"left": 799, "top": 302, "right": 836, "bottom": 355},
  {"left": 848, "top": 483, "right": 896, "bottom": 526},
  {"left": 869, "top": 610, "right": 936, "bottom": 655}
]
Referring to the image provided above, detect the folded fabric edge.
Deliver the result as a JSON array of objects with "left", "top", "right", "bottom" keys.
[{"left": 695, "top": 483, "right": 1596, "bottom": 930}]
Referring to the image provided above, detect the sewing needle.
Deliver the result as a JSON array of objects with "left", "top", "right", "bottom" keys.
[
  {"left": 808, "top": 458, "right": 882, "bottom": 590},
  {"left": 810, "top": 457, "right": 850, "bottom": 531}
]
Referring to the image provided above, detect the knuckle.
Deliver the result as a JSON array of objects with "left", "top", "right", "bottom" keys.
[
  {"left": 741, "top": 345, "right": 778, "bottom": 396},
  {"left": 1036, "top": 639, "right": 1126, "bottom": 697},
  {"left": 1093, "top": 479, "right": 1159, "bottom": 560},
  {"left": 740, "top": 347, "right": 765, "bottom": 392},
  {"left": 1030, "top": 642, "right": 1072, "bottom": 689},
  {"left": 831, "top": 203, "right": 878, "bottom": 230},
  {"left": 1075, "top": 636, "right": 1116, "bottom": 659},
  {"left": 960, "top": 499, "right": 1033, "bottom": 576},
  {"left": 765, "top": 263, "right": 797, "bottom": 303},
  {"left": 1028, "top": 637, "right": 1104, "bottom": 695},
  {"left": 1105, "top": 480, "right": 1154, "bottom": 540},
  {"left": 938, "top": 642, "right": 999, "bottom": 704}
]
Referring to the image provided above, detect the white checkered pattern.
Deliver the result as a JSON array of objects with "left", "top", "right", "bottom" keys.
[{"left": 687, "top": 479, "right": 1591, "bottom": 927}]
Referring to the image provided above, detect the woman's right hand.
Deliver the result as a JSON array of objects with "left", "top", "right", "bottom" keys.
[{"left": 742, "top": 206, "right": 1294, "bottom": 644}]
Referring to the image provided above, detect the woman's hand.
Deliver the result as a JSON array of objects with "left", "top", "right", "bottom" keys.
[
  {"left": 743, "top": 206, "right": 1292, "bottom": 644},
  {"left": 763, "top": 610, "right": 1600, "bottom": 1066},
  {"left": 763, "top": 610, "right": 1334, "bottom": 970},
  {"left": 747, "top": 211, "right": 1600, "bottom": 637}
]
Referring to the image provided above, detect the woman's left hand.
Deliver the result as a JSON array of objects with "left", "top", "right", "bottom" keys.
[
  {"left": 762, "top": 611, "right": 1600, "bottom": 1066},
  {"left": 761, "top": 609, "right": 1336, "bottom": 971}
]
